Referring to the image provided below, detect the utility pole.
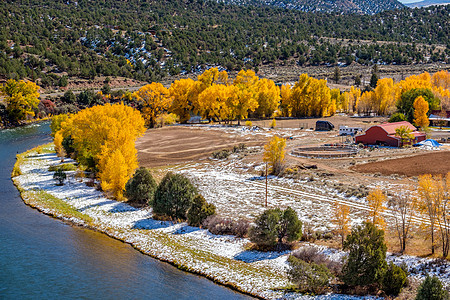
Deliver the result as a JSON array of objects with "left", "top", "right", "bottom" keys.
[{"left": 265, "top": 161, "right": 268, "bottom": 207}]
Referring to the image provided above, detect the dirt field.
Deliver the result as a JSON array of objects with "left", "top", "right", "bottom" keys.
[
  {"left": 136, "top": 126, "right": 266, "bottom": 167},
  {"left": 351, "top": 151, "right": 450, "bottom": 177}
]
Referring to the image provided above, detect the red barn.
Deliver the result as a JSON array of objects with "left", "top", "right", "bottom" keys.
[{"left": 355, "top": 121, "right": 426, "bottom": 147}]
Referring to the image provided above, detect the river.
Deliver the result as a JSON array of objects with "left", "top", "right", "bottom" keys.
[{"left": 0, "top": 122, "right": 251, "bottom": 299}]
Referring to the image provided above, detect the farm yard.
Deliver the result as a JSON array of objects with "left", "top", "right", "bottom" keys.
[{"left": 137, "top": 117, "right": 450, "bottom": 258}]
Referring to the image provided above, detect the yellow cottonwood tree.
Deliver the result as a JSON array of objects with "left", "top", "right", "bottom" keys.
[
  {"left": 190, "top": 68, "right": 229, "bottom": 114},
  {"left": 232, "top": 69, "right": 259, "bottom": 125},
  {"left": 54, "top": 130, "right": 65, "bottom": 159},
  {"left": 347, "top": 86, "right": 361, "bottom": 113},
  {"left": 197, "top": 68, "right": 219, "bottom": 88},
  {"left": 312, "top": 79, "right": 332, "bottom": 117},
  {"left": 280, "top": 84, "right": 292, "bottom": 117},
  {"left": 332, "top": 200, "right": 351, "bottom": 248},
  {"left": 290, "top": 74, "right": 312, "bottom": 117},
  {"left": 254, "top": 78, "right": 280, "bottom": 118},
  {"left": 418, "top": 173, "right": 450, "bottom": 258},
  {"left": 357, "top": 91, "right": 375, "bottom": 116},
  {"left": 0, "top": 79, "right": 40, "bottom": 122},
  {"left": 418, "top": 174, "right": 440, "bottom": 255},
  {"left": 395, "top": 72, "right": 432, "bottom": 101},
  {"left": 197, "top": 84, "right": 236, "bottom": 123},
  {"left": 99, "top": 149, "right": 129, "bottom": 200},
  {"left": 263, "top": 135, "right": 286, "bottom": 175},
  {"left": 374, "top": 78, "right": 396, "bottom": 115},
  {"left": 433, "top": 86, "right": 450, "bottom": 110},
  {"left": 289, "top": 74, "right": 331, "bottom": 117},
  {"left": 366, "top": 188, "right": 387, "bottom": 229},
  {"left": 328, "top": 89, "right": 349, "bottom": 116},
  {"left": 330, "top": 89, "right": 341, "bottom": 111},
  {"left": 134, "top": 83, "right": 171, "bottom": 128},
  {"left": 413, "top": 96, "right": 429, "bottom": 128},
  {"left": 50, "top": 113, "right": 70, "bottom": 137},
  {"left": 169, "top": 78, "right": 196, "bottom": 123},
  {"left": 432, "top": 70, "right": 450, "bottom": 90},
  {"left": 58, "top": 103, "right": 145, "bottom": 199}
]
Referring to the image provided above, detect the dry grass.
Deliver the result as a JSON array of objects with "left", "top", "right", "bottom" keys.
[{"left": 22, "top": 189, "right": 93, "bottom": 224}]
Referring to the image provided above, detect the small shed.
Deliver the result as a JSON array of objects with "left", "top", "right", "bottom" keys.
[
  {"left": 355, "top": 121, "right": 426, "bottom": 147},
  {"left": 315, "top": 120, "right": 334, "bottom": 131}
]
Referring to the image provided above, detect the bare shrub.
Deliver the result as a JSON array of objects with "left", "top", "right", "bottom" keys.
[
  {"left": 292, "top": 246, "right": 342, "bottom": 276},
  {"left": 231, "top": 219, "right": 251, "bottom": 237},
  {"left": 202, "top": 216, "right": 250, "bottom": 237},
  {"left": 292, "top": 246, "right": 326, "bottom": 264}
]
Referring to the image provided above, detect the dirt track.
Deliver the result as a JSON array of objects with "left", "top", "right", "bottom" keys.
[
  {"left": 136, "top": 126, "right": 266, "bottom": 167},
  {"left": 351, "top": 151, "right": 450, "bottom": 177}
]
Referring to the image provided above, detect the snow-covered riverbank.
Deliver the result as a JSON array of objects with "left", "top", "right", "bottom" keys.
[{"left": 12, "top": 144, "right": 450, "bottom": 299}]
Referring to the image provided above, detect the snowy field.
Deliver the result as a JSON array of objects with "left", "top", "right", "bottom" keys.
[{"left": 13, "top": 146, "right": 450, "bottom": 299}]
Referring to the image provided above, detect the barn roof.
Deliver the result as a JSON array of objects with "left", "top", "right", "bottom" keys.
[{"left": 375, "top": 121, "right": 417, "bottom": 135}]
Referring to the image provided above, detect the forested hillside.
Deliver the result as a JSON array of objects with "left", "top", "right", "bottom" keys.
[
  {"left": 229, "top": 0, "right": 404, "bottom": 14},
  {"left": 0, "top": 0, "right": 449, "bottom": 88}
]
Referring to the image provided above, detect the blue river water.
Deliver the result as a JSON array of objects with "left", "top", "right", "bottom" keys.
[{"left": 0, "top": 122, "right": 251, "bottom": 299}]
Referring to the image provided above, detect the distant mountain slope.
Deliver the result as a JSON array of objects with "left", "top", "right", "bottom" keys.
[
  {"left": 406, "top": 0, "right": 450, "bottom": 8},
  {"left": 225, "top": 0, "right": 405, "bottom": 14}
]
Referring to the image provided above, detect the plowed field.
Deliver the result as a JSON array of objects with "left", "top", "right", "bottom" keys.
[{"left": 351, "top": 151, "right": 450, "bottom": 177}]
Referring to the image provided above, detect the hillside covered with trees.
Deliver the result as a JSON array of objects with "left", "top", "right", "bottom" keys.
[
  {"left": 228, "top": 0, "right": 405, "bottom": 14},
  {"left": 0, "top": 0, "right": 449, "bottom": 88}
]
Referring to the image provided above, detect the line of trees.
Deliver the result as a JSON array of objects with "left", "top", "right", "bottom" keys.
[
  {"left": 338, "top": 70, "right": 449, "bottom": 118},
  {"left": 4, "top": 69, "right": 448, "bottom": 129},
  {"left": 133, "top": 68, "right": 336, "bottom": 127},
  {"left": 133, "top": 69, "right": 450, "bottom": 127}
]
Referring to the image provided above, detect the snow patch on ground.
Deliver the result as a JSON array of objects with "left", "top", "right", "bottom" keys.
[{"left": 14, "top": 150, "right": 450, "bottom": 299}]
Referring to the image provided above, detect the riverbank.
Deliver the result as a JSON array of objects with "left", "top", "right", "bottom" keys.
[
  {"left": 12, "top": 144, "right": 290, "bottom": 300},
  {"left": 0, "top": 117, "right": 51, "bottom": 130},
  {"left": 13, "top": 144, "right": 450, "bottom": 299}
]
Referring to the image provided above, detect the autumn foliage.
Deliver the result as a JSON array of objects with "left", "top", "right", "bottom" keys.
[
  {"left": 134, "top": 82, "right": 171, "bottom": 128},
  {"left": 332, "top": 200, "right": 351, "bottom": 248},
  {"left": 338, "top": 70, "right": 449, "bottom": 117},
  {"left": 418, "top": 173, "right": 450, "bottom": 258},
  {"left": 129, "top": 69, "right": 450, "bottom": 124},
  {"left": 54, "top": 103, "right": 146, "bottom": 199},
  {"left": 366, "top": 188, "right": 387, "bottom": 229},
  {"left": 263, "top": 135, "right": 286, "bottom": 175},
  {"left": 413, "top": 96, "right": 430, "bottom": 128},
  {"left": 281, "top": 74, "right": 333, "bottom": 117},
  {"left": 128, "top": 68, "right": 342, "bottom": 125},
  {"left": 0, "top": 79, "right": 40, "bottom": 122}
]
